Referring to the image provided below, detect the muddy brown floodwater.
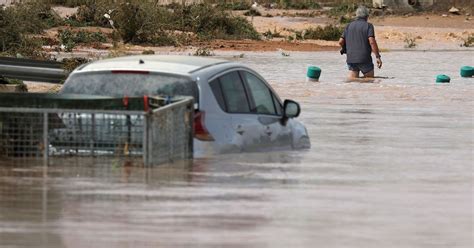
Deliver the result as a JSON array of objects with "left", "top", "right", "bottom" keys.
[{"left": 1, "top": 51, "right": 473, "bottom": 248}]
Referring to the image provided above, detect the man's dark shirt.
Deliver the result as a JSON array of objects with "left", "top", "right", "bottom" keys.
[{"left": 342, "top": 18, "right": 375, "bottom": 64}]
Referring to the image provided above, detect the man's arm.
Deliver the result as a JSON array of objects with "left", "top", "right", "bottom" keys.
[
  {"left": 338, "top": 38, "right": 345, "bottom": 47},
  {"left": 369, "top": 37, "right": 382, "bottom": 69},
  {"left": 338, "top": 38, "right": 346, "bottom": 55}
]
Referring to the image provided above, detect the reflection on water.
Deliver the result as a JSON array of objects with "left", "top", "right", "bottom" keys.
[{"left": 1, "top": 51, "right": 473, "bottom": 248}]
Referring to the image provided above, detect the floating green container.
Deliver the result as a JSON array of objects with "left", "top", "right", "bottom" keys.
[
  {"left": 307, "top": 66, "right": 321, "bottom": 80},
  {"left": 460, "top": 66, "right": 474, "bottom": 78},
  {"left": 436, "top": 74, "right": 451, "bottom": 83}
]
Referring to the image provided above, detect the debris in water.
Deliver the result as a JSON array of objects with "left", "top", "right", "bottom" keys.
[
  {"left": 449, "top": 7, "right": 460, "bottom": 15},
  {"left": 278, "top": 48, "right": 290, "bottom": 57}
]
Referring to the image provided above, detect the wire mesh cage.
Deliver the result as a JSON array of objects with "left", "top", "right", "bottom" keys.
[{"left": 0, "top": 94, "right": 194, "bottom": 166}]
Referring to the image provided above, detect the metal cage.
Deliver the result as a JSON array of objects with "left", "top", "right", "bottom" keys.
[{"left": 0, "top": 96, "right": 194, "bottom": 166}]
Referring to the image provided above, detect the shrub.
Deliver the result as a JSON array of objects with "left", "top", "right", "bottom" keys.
[
  {"left": 0, "top": 76, "right": 27, "bottom": 91},
  {"left": 304, "top": 25, "right": 344, "bottom": 41},
  {"left": 339, "top": 15, "right": 352, "bottom": 24},
  {"left": 112, "top": 1, "right": 174, "bottom": 44},
  {"left": 0, "top": 2, "right": 56, "bottom": 58},
  {"left": 169, "top": 3, "right": 260, "bottom": 40},
  {"left": 74, "top": 1, "right": 112, "bottom": 27},
  {"left": 244, "top": 9, "right": 262, "bottom": 16},
  {"left": 404, "top": 35, "right": 417, "bottom": 48},
  {"left": 293, "top": 11, "right": 319, "bottom": 18},
  {"left": 216, "top": 2, "right": 251, "bottom": 10},
  {"left": 294, "top": 30, "right": 304, "bottom": 40},
  {"left": 3, "top": 1, "right": 260, "bottom": 49},
  {"left": 0, "top": 76, "right": 22, "bottom": 85},
  {"left": 62, "top": 57, "right": 89, "bottom": 73},
  {"left": 58, "top": 29, "right": 107, "bottom": 52},
  {"left": 142, "top": 49, "right": 155, "bottom": 55},
  {"left": 44, "top": 0, "right": 90, "bottom": 7},
  {"left": 461, "top": 34, "right": 474, "bottom": 47},
  {"left": 329, "top": 3, "right": 358, "bottom": 17},
  {"left": 262, "top": 30, "right": 273, "bottom": 39},
  {"left": 262, "top": 28, "right": 283, "bottom": 40},
  {"left": 281, "top": 0, "right": 321, "bottom": 10},
  {"left": 57, "top": 29, "right": 76, "bottom": 52},
  {"left": 5, "top": 1, "right": 61, "bottom": 32}
]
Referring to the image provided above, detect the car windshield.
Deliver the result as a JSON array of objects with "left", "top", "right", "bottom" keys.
[{"left": 60, "top": 71, "right": 197, "bottom": 100}]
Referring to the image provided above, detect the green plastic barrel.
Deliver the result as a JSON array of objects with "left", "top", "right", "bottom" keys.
[
  {"left": 436, "top": 74, "right": 451, "bottom": 83},
  {"left": 307, "top": 66, "right": 321, "bottom": 80},
  {"left": 460, "top": 66, "right": 474, "bottom": 77}
]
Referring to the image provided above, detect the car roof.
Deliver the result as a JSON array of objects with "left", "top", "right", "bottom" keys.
[{"left": 75, "top": 55, "right": 230, "bottom": 76}]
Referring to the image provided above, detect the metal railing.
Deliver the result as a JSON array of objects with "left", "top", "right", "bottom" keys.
[
  {"left": 0, "top": 57, "right": 66, "bottom": 83},
  {"left": 0, "top": 96, "right": 194, "bottom": 166}
]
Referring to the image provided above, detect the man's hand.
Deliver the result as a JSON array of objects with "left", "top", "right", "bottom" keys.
[
  {"left": 338, "top": 38, "right": 346, "bottom": 55},
  {"left": 376, "top": 58, "right": 382, "bottom": 69}
]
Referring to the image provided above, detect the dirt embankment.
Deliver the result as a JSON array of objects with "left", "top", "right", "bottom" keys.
[
  {"left": 238, "top": 12, "right": 473, "bottom": 51},
  {"left": 49, "top": 7, "right": 473, "bottom": 53}
]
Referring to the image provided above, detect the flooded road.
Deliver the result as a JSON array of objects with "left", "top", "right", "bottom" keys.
[{"left": 1, "top": 51, "right": 473, "bottom": 247}]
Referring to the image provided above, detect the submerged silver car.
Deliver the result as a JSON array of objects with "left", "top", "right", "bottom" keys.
[{"left": 60, "top": 55, "right": 310, "bottom": 155}]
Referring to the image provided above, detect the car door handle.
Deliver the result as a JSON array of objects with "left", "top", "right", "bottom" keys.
[
  {"left": 236, "top": 125, "right": 245, "bottom": 135},
  {"left": 265, "top": 126, "right": 272, "bottom": 136}
]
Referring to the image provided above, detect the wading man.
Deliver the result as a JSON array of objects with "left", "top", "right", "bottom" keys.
[{"left": 339, "top": 6, "right": 382, "bottom": 78}]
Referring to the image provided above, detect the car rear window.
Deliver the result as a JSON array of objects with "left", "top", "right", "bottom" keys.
[{"left": 61, "top": 71, "right": 197, "bottom": 100}]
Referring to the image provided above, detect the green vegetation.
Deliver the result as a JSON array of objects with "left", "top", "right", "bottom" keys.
[
  {"left": 329, "top": 3, "right": 358, "bottom": 17},
  {"left": 111, "top": 1, "right": 173, "bottom": 44},
  {"left": 0, "top": 1, "right": 61, "bottom": 58},
  {"left": 304, "top": 25, "right": 344, "bottom": 41},
  {"left": 404, "top": 36, "right": 417, "bottom": 48},
  {"left": 216, "top": 1, "right": 251, "bottom": 10},
  {"left": 279, "top": 0, "right": 321, "bottom": 10},
  {"left": 339, "top": 15, "right": 353, "bottom": 24},
  {"left": 169, "top": 3, "right": 260, "bottom": 41},
  {"left": 244, "top": 9, "right": 262, "bottom": 17},
  {"left": 0, "top": 76, "right": 27, "bottom": 91},
  {"left": 1, "top": 0, "right": 261, "bottom": 56},
  {"left": 69, "top": 1, "right": 115, "bottom": 27},
  {"left": 142, "top": 50, "right": 155, "bottom": 55},
  {"left": 262, "top": 28, "right": 283, "bottom": 40},
  {"left": 0, "top": 76, "right": 22, "bottom": 85},
  {"left": 66, "top": 1, "right": 260, "bottom": 44},
  {"left": 62, "top": 57, "right": 90, "bottom": 73},
  {"left": 44, "top": 0, "right": 89, "bottom": 7},
  {"left": 58, "top": 29, "right": 107, "bottom": 52}
]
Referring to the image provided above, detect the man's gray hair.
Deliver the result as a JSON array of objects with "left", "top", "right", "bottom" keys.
[{"left": 355, "top": 6, "right": 369, "bottom": 19}]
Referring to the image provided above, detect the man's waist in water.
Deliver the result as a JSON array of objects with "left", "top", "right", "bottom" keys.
[{"left": 346, "top": 58, "right": 373, "bottom": 64}]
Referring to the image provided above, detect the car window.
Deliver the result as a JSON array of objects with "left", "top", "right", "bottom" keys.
[
  {"left": 273, "top": 94, "right": 282, "bottom": 116},
  {"left": 242, "top": 71, "right": 277, "bottom": 115},
  {"left": 218, "top": 71, "right": 250, "bottom": 113},
  {"left": 209, "top": 78, "right": 226, "bottom": 111},
  {"left": 61, "top": 72, "right": 197, "bottom": 100}
]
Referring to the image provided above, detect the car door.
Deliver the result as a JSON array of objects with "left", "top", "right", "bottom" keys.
[
  {"left": 210, "top": 70, "right": 266, "bottom": 152},
  {"left": 240, "top": 70, "right": 293, "bottom": 150}
]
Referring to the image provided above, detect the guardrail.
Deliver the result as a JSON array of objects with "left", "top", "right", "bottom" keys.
[{"left": 0, "top": 57, "right": 67, "bottom": 83}]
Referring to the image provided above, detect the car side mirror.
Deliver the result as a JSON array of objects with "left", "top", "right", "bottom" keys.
[{"left": 283, "top": 99, "right": 300, "bottom": 119}]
